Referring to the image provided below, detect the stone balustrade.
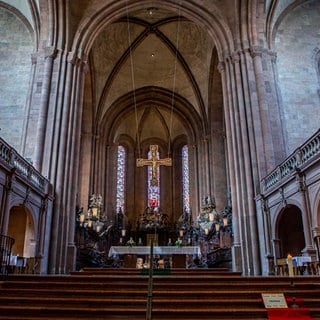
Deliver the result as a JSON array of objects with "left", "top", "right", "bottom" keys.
[
  {"left": 0, "top": 137, "right": 49, "bottom": 194},
  {"left": 261, "top": 129, "right": 320, "bottom": 193}
]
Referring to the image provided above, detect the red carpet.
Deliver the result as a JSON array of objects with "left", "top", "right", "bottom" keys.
[{"left": 267, "top": 308, "right": 313, "bottom": 320}]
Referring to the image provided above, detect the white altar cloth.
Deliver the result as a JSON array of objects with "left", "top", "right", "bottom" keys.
[
  {"left": 292, "top": 256, "right": 311, "bottom": 267},
  {"left": 108, "top": 246, "right": 201, "bottom": 257}
]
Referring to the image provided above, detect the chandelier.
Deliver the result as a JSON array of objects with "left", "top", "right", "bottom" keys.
[{"left": 77, "top": 194, "right": 107, "bottom": 233}]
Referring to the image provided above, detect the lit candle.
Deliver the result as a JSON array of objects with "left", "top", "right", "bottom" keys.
[
  {"left": 79, "top": 213, "right": 85, "bottom": 223},
  {"left": 287, "top": 254, "right": 294, "bottom": 277},
  {"left": 92, "top": 207, "right": 98, "bottom": 218},
  {"left": 121, "top": 229, "right": 126, "bottom": 237},
  {"left": 179, "top": 229, "right": 184, "bottom": 237},
  {"left": 223, "top": 217, "right": 228, "bottom": 226}
]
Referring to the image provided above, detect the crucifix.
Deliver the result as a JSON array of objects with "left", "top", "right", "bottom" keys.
[{"left": 136, "top": 145, "right": 172, "bottom": 187}]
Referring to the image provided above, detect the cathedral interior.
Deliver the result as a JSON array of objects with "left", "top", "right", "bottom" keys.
[{"left": 0, "top": 0, "right": 320, "bottom": 276}]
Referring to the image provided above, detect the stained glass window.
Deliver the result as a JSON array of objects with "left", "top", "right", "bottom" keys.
[
  {"left": 116, "top": 145, "right": 126, "bottom": 212},
  {"left": 148, "top": 150, "right": 160, "bottom": 207},
  {"left": 182, "top": 145, "right": 190, "bottom": 213}
]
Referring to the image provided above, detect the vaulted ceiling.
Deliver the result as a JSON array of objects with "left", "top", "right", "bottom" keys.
[{"left": 86, "top": 6, "right": 215, "bottom": 146}]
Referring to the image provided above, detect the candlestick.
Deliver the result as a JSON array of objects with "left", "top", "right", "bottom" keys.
[{"left": 287, "top": 254, "right": 294, "bottom": 277}]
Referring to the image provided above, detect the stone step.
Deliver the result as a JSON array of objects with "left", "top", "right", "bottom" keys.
[{"left": 0, "top": 269, "right": 319, "bottom": 319}]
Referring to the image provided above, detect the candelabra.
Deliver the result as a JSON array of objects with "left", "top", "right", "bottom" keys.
[
  {"left": 75, "top": 194, "right": 111, "bottom": 269},
  {"left": 77, "top": 194, "right": 107, "bottom": 233}
]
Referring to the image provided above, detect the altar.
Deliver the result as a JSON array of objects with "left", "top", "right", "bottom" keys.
[{"left": 108, "top": 246, "right": 201, "bottom": 268}]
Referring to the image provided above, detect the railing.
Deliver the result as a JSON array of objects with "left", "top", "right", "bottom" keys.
[
  {"left": 0, "top": 234, "right": 14, "bottom": 278},
  {"left": 146, "top": 238, "right": 154, "bottom": 320},
  {"left": 261, "top": 129, "right": 320, "bottom": 193},
  {"left": 0, "top": 137, "right": 50, "bottom": 194}
]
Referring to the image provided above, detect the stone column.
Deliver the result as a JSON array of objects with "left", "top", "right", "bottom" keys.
[
  {"left": 296, "top": 170, "right": 315, "bottom": 256},
  {"left": 218, "top": 61, "right": 242, "bottom": 273},
  {"left": 257, "top": 194, "right": 274, "bottom": 274},
  {"left": 0, "top": 169, "right": 16, "bottom": 235},
  {"left": 66, "top": 55, "right": 87, "bottom": 273},
  {"left": 33, "top": 47, "right": 56, "bottom": 171},
  {"left": 233, "top": 51, "right": 261, "bottom": 275},
  {"left": 249, "top": 46, "right": 281, "bottom": 175},
  {"left": 21, "top": 53, "right": 38, "bottom": 155},
  {"left": 48, "top": 51, "right": 75, "bottom": 274}
]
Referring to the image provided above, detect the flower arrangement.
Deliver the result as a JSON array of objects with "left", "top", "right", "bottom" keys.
[
  {"left": 126, "top": 237, "right": 136, "bottom": 247},
  {"left": 175, "top": 238, "right": 183, "bottom": 247}
]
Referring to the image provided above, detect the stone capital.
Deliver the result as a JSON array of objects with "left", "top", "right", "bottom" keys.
[
  {"left": 217, "top": 61, "right": 225, "bottom": 73},
  {"left": 249, "top": 46, "right": 264, "bottom": 58},
  {"left": 44, "top": 46, "right": 57, "bottom": 59}
]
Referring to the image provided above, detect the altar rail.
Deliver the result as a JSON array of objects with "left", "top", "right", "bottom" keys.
[
  {"left": 0, "top": 137, "right": 49, "bottom": 194},
  {"left": 261, "top": 129, "right": 320, "bottom": 193}
]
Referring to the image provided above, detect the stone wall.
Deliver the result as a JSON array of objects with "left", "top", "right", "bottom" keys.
[
  {"left": 275, "top": 0, "right": 320, "bottom": 154},
  {"left": 0, "top": 7, "right": 33, "bottom": 153}
]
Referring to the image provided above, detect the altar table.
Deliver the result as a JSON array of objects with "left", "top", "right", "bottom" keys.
[
  {"left": 292, "top": 256, "right": 311, "bottom": 267},
  {"left": 108, "top": 246, "right": 201, "bottom": 256},
  {"left": 108, "top": 246, "right": 201, "bottom": 268}
]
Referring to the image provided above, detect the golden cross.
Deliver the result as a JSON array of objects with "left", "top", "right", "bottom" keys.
[{"left": 136, "top": 145, "right": 172, "bottom": 186}]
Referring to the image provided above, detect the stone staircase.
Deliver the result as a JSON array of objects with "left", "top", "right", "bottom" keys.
[{"left": 0, "top": 268, "right": 319, "bottom": 319}]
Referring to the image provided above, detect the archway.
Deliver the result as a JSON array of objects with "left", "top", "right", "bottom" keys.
[
  {"left": 277, "top": 205, "right": 306, "bottom": 257},
  {"left": 7, "top": 205, "right": 36, "bottom": 258}
]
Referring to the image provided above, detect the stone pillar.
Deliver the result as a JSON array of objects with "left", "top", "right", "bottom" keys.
[
  {"left": 296, "top": 169, "right": 315, "bottom": 256},
  {"left": 257, "top": 194, "right": 274, "bottom": 275},
  {"left": 249, "top": 46, "right": 284, "bottom": 175},
  {"left": 48, "top": 50, "right": 77, "bottom": 274},
  {"left": 218, "top": 61, "right": 242, "bottom": 273},
  {"left": 66, "top": 55, "right": 87, "bottom": 273},
  {"left": 21, "top": 53, "right": 38, "bottom": 155},
  {"left": 0, "top": 169, "right": 16, "bottom": 235},
  {"left": 33, "top": 47, "right": 56, "bottom": 171},
  {"left": 234, "top": 51, "right": 261, "bottom": 275}
]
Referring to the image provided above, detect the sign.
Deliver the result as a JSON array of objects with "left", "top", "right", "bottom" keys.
[{"left": 261, "top": 293, "right": 288, "bottom": 308}]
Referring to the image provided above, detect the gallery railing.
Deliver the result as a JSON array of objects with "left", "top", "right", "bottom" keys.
[
  {"left": 0, "top": 137, "right": 50, "bottom": 194},
  {"left": 0, "top": 234, "right": 14, "bottom": 278},
  {"left": 261, "top": 129, "right": 320, "bottom": 193}
]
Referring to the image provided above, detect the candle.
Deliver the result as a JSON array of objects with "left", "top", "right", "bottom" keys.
[
  {"left": 205, "top": 228, "right": 209, "bottom": 235},
  {"left": 179, "top": 229, "right": 184, "bottom": 237},
  {"left": 79, "top": 213, "right": 85, "bottom": 223},
  {"left": 287, "top": 254, "right": 294, "bottom": 277},
  {"left": 209, "top": 213, "right": 214, "bottom": 222},
  {"left": 92, "top": 207, "right": 98, "bottom": 218},
  {"left": 121, "top": 229, "right": 126, "bottom": 237}
]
